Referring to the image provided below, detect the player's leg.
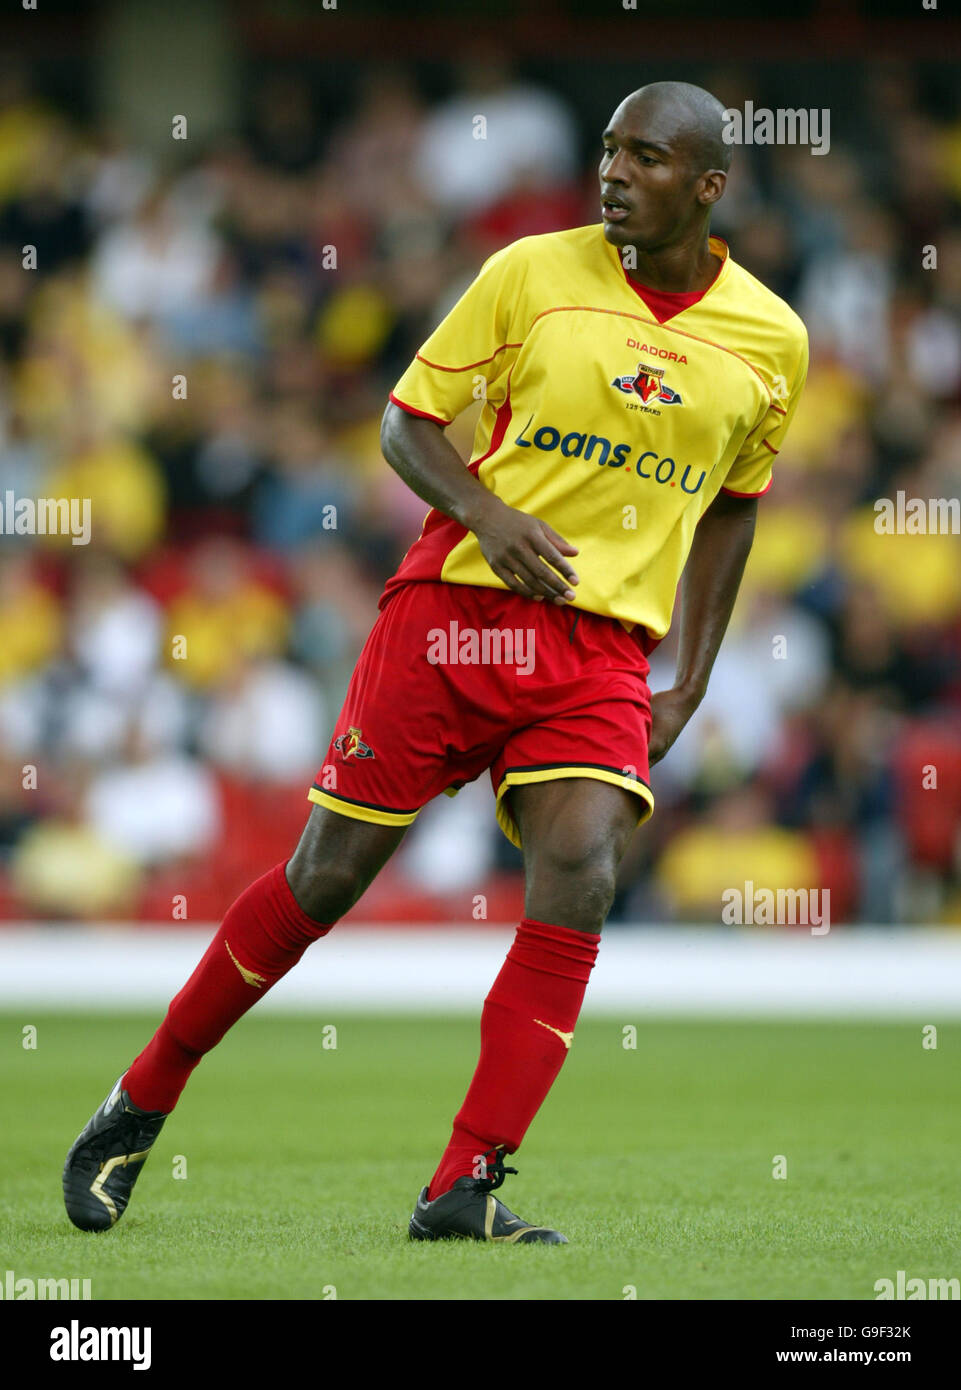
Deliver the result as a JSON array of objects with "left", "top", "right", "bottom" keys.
[
  {"left": 436, "top": 776, "right": 638, "bottom": 1171},
  {"left": 121, "top": 805, "right": 407, "bottom": 1113},
  {"left": 62, "top": 807, "right": 406, "bottom": 1232},
  {"left": 515, "top": 776, "right": 639, "bottom": 932},
  {"left": 62, "top": 578, "right": 508, "bottom": 1233},
  {"left": 410, "top": 778, "right": 640, "bottom": 1243}
]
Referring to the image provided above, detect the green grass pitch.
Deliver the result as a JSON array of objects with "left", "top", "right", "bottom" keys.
[{"left": 2, "top": 1013, "right": 958, "bottom": 1300}]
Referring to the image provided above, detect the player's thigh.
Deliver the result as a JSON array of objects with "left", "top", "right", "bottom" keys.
[
  {"left": 513, "top": 778, "right": 641, "bottom": 865},
  {"left": 514, "top": 778, "right": 642, "bottom": 917},
  {"left": 287, "top": 803, "right": 408, "bottom": 921}
]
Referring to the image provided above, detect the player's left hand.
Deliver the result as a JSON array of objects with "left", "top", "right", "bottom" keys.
[{"left": 648, "top": 687, "right": 701, "bottom": 766}]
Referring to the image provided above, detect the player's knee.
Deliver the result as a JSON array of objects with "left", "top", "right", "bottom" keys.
[
  {"left": 528, "top": 835, "right": 619, "bottom": 924},
  {"left": 527, "top": 867, "right": 615, "bottom": 933},
  {"left": 286, "top": 806, "right": 404, "bottom": 922},
  {"left": 532, "top": 826, "right": 618, "bottom": 885},
  {"left": 286, "top": 849, "right": 367, "bottom": 923},
  {"left": 575, "top": 866, "right": 618, "bottom": 924}
]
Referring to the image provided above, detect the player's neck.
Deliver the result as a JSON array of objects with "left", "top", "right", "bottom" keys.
[{"left": 622, "top": 230, "right": 720, "bottom": 295}]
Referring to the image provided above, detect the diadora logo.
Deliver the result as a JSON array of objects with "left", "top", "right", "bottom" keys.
[
  {"left": 514, "top": 416, "right": 707, "bottom": 494},
  {"left": 612, "top": 361, "right": 683, "bottom": 407},
  {"left": 626, "top": 338, "right": 688, "bottom": 364},
  {"left": 333, "top": 726, "right": 375, "bottom": 760}
]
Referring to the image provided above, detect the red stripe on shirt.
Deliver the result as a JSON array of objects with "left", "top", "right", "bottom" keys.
[
  {"left": 389, "top": 393, "right": 452, "bottom": 427},
  {"left": 415, "top": 343, "right": 522, "bottom": 373},
  {"left": 721, "top": 476, "right": 774, "bottom": 499}
]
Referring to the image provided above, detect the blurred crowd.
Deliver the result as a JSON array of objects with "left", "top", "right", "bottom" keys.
[{"left": 0, "top": 53, "right": 959, "bottom": 925}]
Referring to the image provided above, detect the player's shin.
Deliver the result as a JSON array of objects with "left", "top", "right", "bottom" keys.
[
  {"left": 427, "top": 917, "right": 600, "bottom": 1200},
  {"left": 122, "top": 862, "right": 333, "bottom": 1113}
]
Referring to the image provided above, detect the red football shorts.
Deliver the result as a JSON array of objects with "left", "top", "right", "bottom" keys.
[{"left": 309, "top": 581, "right": 657, "bottom": 849}]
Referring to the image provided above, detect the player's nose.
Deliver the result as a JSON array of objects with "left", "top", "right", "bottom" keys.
[{"left": 601, "top": 148, "right": 631, "bottom": 183}]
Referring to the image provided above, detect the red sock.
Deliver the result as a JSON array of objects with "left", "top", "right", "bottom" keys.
[
  {"left": 427, "top": 918, "right": 600, "bottom": 1201},
  {"left": 123, "top": 862, "right": 332, "bottom": 1113}
]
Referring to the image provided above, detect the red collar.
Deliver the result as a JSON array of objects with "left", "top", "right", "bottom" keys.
[{"left": 621, "top": 238, "right": 727, "bottom": 323}]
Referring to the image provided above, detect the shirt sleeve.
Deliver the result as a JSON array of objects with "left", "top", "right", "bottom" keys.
[
  {"left": 721, "top": 325, "right": 809, "bottom": 498},
  {"left": 389, "top": 243, "right": 528, "bottom": 426}
]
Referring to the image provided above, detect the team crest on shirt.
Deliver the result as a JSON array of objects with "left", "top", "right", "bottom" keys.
[
  {"left": 612, "top": 362, "right": 683, "bottom": 408},
  {"left": 333, "top": 726, "right": 375, "bottom": 760}
]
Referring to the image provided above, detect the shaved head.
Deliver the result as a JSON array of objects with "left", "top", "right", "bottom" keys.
[
  {"left": 599, "top": 80, "right": 730, "bottom": 268},
  {"left": 623, "top": 81, "right": 732, "bottom": 175}
]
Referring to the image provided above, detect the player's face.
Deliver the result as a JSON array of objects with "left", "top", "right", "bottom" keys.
[{"left": 599, "top": 97, "right": 706, "bottom": 253}]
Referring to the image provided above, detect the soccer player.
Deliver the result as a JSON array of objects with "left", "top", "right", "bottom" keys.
[{"left": 63, "top": 81, "right": 807, "bottom": 1244}]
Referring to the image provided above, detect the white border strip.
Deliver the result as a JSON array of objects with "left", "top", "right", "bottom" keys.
[{"left": 1, "top": 926, "right": 960, "bottom": 1015}]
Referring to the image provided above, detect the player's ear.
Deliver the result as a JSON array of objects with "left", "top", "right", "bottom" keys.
[{"left": 697, "top": 170, "right": 727, "bottom": 206}]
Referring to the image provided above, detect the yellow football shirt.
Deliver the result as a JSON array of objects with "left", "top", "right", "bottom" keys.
[{"left": 385, "top": 225, "right": 808, "bottom": 639}]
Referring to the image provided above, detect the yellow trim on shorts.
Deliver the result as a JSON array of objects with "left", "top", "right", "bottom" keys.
[
  {"left": 494, "top": 767, "right": 655, "bottom": 849},
  {"left": 307, "top": 787, "right": 419, "bottom": 828}
]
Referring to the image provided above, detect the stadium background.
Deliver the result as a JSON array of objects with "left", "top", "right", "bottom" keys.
[{"left": 0, "top": 0, "right": 957, "bottom": 955}]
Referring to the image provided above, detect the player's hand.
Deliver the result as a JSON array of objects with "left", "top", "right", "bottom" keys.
[
  {"left": 469, "top": 496, "right": 580, "bottom": 604},
  {"left": 648, "top": 687, "right": 701, "bottom": 766}
]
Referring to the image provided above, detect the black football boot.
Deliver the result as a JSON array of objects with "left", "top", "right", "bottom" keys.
[
  {"left": 63, "top": 1076, "right": 168, "bottom": 1231},
  {"left": 409, "top": 1148, "right": 567, "bottom": 1244}
]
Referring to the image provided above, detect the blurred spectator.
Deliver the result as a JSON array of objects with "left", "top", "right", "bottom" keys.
[
  {"left": 655, "top": 786, "right": 821, "bottom": 923},
  {"left": 9, "top": 761, "right": 141, "bottom": 918},
  {"left": 90, "top": 182, "right": 220, "bottom": 324},
  {"left": 84, "top": 719, "right": 221, "bottom": 867},
  {"left": 66, "top": 552, "right": 162, "bottom": 697},
  {"left": 198, "top": 656, "right": 326, "bottom": 782},
  {"left": 413, "top": 49, "right": 579, "bottom": 218},
  {"left": 43, "top": 413, "right": 166, "bottom": 560},
  {"left": 0, "top": 121, "right": 91, "bottom": 277},
  {"left": 11, "top": 816, "right": 141, "bottom": 919},
  {"left": 0, "top": 554, "right": 62, "bottom": 686},
  {"left": 253, "top": 403, "right": 356, "bottom": 550},
  {"left": 163, "top": 537, "right": 289, "bottom": 690}
]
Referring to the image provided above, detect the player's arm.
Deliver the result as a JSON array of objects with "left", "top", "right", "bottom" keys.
[
  {"left": 647, "top": 489, "right": 757, "bottom": 765},
  {"left": 380, "top": 401, "right": 579, "bottom": 605},
  {"left": 649, "top": 321, "right": 807, "bottom": 762}
]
